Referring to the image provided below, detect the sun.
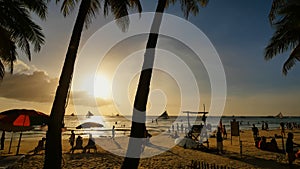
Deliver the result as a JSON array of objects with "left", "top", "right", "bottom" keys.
[{"left": 94, "top": 74, "right": 111, "bottom": 99}]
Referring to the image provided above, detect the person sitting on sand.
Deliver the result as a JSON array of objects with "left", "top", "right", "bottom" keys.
[
  {"left": 83, "top": 134, "right": 96, "bottom": 153},
  {"left": 258, "top": 136, "right": 267, "bottom": 150},
  {"left": 71, "top": 135, "right": 83, "bottom": 154},
  {"left": 34, "top": 137, "right": 46, "bottom": 154}
]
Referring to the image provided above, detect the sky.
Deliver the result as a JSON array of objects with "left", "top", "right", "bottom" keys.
[{"left": 1, "top": 0, "right": 300, "bottom": 117}]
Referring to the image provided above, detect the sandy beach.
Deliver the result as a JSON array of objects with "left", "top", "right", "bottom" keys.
[{"left": 1, "top": 129, "right": 300, "bottom": 169}]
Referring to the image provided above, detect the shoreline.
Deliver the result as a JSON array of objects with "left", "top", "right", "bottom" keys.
[{"left": 0, "top": 128, "right": 299, "bottom": 168}]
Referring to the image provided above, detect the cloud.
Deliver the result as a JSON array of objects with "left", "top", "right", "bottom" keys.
[{"left": 0, "top": 71, "right": 58, "bottom": 102}]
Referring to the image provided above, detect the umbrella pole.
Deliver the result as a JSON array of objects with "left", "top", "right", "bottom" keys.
[
  {"left": 8, "top": 132, "right": 13, "bottom": 154},
  {"left": 16, "top": 132, "right": 22, "bottom": 155}
]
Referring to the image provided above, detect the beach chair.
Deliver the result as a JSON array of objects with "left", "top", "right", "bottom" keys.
[{"left": 187, "top": 125, "right": 209, "bottom": 148}]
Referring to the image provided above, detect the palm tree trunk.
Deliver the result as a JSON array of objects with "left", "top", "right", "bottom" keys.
[
  {"left": 43, "top": 1, "right": 91, "bottom": 168},
  {"left": 121, "top": 0, "right": 166, "bottom": 168}
]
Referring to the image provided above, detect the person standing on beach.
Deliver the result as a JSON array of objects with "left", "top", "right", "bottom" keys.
[
  {"left": 252, "top": 124, "right": 259, "bottom": 141},
  {"left": 222, "top": 125, "right": 227, "bottom": 139},
  {"left": 280, "top": 122, "right": 285, "bottom": 137},
  {"left": 181, "top": 123, "right": 184, "bottom": 133},
  {"left": 286, "top": 132, "right": 300, "bottom": 167},
  {"left": 69, "top": 130, "right": 75, "bottom": 149},
  {"left": 216, "top": 127, "right": 223, "bottom": 154},
  {"left": 1, "top": 131, "right": 5, "bottom": 150},
  {"left": 112, "top": 125, "right": 115, "bottom": 139}
]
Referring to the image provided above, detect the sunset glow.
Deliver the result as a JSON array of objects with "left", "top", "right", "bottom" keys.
[{"left": 94, "top": 74, "right": 111, "bottom": 99}]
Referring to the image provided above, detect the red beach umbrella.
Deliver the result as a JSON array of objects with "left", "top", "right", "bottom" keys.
[
  {"left": 0, "top": 109, "right": 49, "bottom": 132},
  {"left": 0, "top": 109, "right": 49, "bottom": 154}
]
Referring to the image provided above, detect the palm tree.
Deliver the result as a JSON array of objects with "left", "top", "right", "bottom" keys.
[
  {"left": 265, "top": 0, "right": 300, "bottom": 75},
  {"left": 43, "top": 0, "right": 141, "bottom": 168},
  {"left": 0, "top": 0, "right": 47, "bottom": 80},
  {"left": 121, "top": 0, "right": 208, "bottom": 168}
]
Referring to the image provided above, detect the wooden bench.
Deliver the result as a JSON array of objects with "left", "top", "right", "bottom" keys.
[{"left": 70, "top": 145, "right": 97, "bottom": 153}]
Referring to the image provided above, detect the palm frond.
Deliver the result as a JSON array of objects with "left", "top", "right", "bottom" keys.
[
  {"left": 266, "top": 0, "right": 300, "bottom": 75},
  {"left": 172, "top": 0, "right": 208, "bottom": 19},
  {"left": 60, "top": 0, "right": 79, "bottom": 16},
  {"left": 283, "top": 44, "right": 300, "bottom": 75},
  {"left": 268, "top": 0, "right": 286, "bottom": 24},
  {"left": 84, "top": 0, "right": 101, "bottom": 28},
  {"left": 0, "top": 26, "right": 17, "bottom": 74},
  {"left": 4, "top": 2, "right": 45, "bottom": 55},
  {"left": 129, "top": 0, "right": 142, "bottom": 13},
  {"left": 20, "top": 0, "right": 48, "bottom": 20},
  {"left": 0, "top": 26, "right": 17, "bottom": 80}
]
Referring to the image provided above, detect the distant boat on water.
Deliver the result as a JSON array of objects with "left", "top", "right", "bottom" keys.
[
  {"left": 275, "top": 112, "right": 283, "bottom": 119},
  {"left": 86, "top": 111, "right": 94, "bottom": 118},
  {"left": 158, "top": 110, "right": 169, "bottom": 119}
]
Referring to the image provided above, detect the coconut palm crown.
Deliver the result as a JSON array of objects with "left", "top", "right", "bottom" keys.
[
  {"left": 265, "top": 0, "right": 300, "bottom": 75},
  {"left": 0, "top": 0, "right": 47, "bottom": 80}
]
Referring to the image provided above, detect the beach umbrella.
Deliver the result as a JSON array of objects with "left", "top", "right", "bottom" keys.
[
  {"left": 0, "top": 109, "right": 49, "bottom": 131},
  {"left": 76, "top": 122, "right": 104, "bottom": 129},
  {"left": 0, "top": 109, "right": 49, "bottom": 154}
]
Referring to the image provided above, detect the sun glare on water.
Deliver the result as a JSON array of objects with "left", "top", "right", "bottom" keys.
[{"left": 94, "top": 74, "right": 111, "bottom": 99}]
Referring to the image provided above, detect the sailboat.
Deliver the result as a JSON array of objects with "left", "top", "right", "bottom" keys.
[
  {"left": 275, "top": 112, "right": 283, "bottom": 119},
  {"left": 86, "top": 111, "right": 94, "bottom": 118},
  {"left": 158, "top": 110, "right": 169, "bottom": 119}
]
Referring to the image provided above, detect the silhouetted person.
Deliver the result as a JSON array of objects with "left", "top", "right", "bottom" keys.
[
  {"left": 286, "top": 132, "right": 300, "bottom": 167},
  {"left": 222, "top": 125, "right": 227, "bottom": 139},
  {"left": 259, "top": 136, "right": 267, "bottom": 150},
  {"left": 34, "top": 137, "right": 46, "bottom": 154},
  {"left": 83, "top": 134, "right": 96, "bottom": 153},
  {"left": 252, "top": 124, "right": 259, "bottom": 141},
  {"left": 1, "top": 131, "right": 5, "bottom": 150},
  {"left": 216, "top": 127, "right": 223, "bottom": 154},
  {"left": 112, "top": 125, "right": 115, "bottom": 139},
  {"left": 69, "top": 130, "right": 75, "bottom": 149},
  {"left": 280, "top": 122, "right": 285, "bottom": 137},
  {"left": 71, "top": 135, "right": 83, "bottom": 154}
]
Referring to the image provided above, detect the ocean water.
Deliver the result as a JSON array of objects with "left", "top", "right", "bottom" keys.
[{"left": 2, "top": 115, "right": 300, "bottom": 141}]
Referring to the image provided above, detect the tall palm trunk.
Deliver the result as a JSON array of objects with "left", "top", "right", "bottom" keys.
[
  {"left": 43, "top": 1, "right": 91, "bottom": 168},
  {"left": 121, "top": 0, "right": 166, "bottom": 168}
]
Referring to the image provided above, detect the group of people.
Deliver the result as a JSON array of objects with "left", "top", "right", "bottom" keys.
[
  {"left": 69, "top": 131, "right": 96, "bottom": 153},
  {"left": 252, "top": 123, "right": 300, "bottom": 166}
]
